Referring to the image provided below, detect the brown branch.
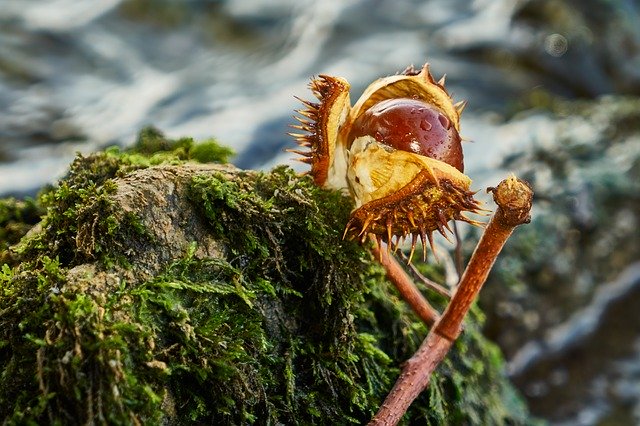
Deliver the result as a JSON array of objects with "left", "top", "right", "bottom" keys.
[
  {"left": 369, "top": 176, "right": 533, "bottom": 425},
  {"left": 398, "top": 251, "right": 452, "bottom": 299},
  {"left": 435, "top": 176, "right": 533, "bottom": 340},
  {"left": 453, "top": 221, "right": 464, "bottom": 278},
  {"left": 371, "top": 236, "right": 440, "bottom": 327}
]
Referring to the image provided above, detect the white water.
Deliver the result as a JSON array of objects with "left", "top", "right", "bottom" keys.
[{"left": 0, "top": 0, "right": 584, "bottom": 195}]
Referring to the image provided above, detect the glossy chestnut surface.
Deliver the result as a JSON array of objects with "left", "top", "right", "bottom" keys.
[{"left": 348, "top": 98, "right": 464, "bottom": 172}]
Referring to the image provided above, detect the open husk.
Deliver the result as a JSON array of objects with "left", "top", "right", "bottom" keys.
[{"left": 290, "top": 64, "right": 481, "bottom": 256}]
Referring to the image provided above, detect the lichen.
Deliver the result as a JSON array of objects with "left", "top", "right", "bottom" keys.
[{"left": 1, "top": 128, "right": 532, "bottom": 424}]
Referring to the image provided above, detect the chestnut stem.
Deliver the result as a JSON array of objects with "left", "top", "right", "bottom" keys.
[
  {"left": 453, "top": 221, "right": 464, "bottom": 278},
  {"left": 398, "top": 251, "right": 451, "bottom": 299},
  {"left": 369, "top": 176, "right": 533, "bottom": 425},
  {"left": 371, "top": 236, "right": 440, "bottom": 327}
]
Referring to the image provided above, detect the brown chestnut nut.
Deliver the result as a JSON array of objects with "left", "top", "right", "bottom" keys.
[{"left": 348, "top": 98, "right": 464, "bottom": 172}]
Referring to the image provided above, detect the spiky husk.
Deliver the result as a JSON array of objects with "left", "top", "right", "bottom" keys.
[
  {"left": 288, "top": 75, "right": 350, "bottom": 188},
  {"left": 290, "top": 64, "right": 479, "bottom": 260},
  {"left": 345, "top": 173, "right": 482, "bottom": 259}
]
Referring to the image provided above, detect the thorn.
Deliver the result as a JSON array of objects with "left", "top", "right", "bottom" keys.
[
  {"left": 454, "top": 100, "right": 467, "bottom": 114},
  {"left": 408, "top": 234, "right": 418, "bottom": 264},
  {"left": 437, "top": 209, "right": 452, "bottom": 233},
  {"left": 427, "top": 231, "right": 439, "bottom": 262},
  {"left": 295, "top": 109, "right": 316, "bottom": 119},
  {"left": 407, "top": 210, "right": 416, "bottom": 227},
  {"left": 457, "top": 214, "right": 484, "bottom": 227},
  {"left": 343, "top": 219, "right": 354, "bottom": 240},
  {"left": 359, "top": 214, "right": 374, "bottom": 237},
  {"left": 288, "top": 135, "right": 312, "bottom": 145},
  {"left": 438, "top": 74, "right": 447, "bottom": 86},
  {"left": 292, "top": 115, "right": 312, "bottom": 125},
  {"left": 300, "top": 99, "right": 320, "bottom": 109},
  {"left": 435, "top": 220, "right": 453, "bottom": 243},
  {"left": 419, "top": 227, "right": 428, "bottom": 262},
  {"left": 420, "top": 63, "right": 431, "bottom": 78},
  {"left": 289, "top": 122, "right": 315, "bottom": 132},
  {"left": 286, "top": 149, "right": 312, "bottom": 157},
  {"left": 393, "top": 235, "right": 403, "bottom": 254},
  {"left": 401, "top": 64, "right": 418, "bottom": 76},
  {"left": 293, "top": 95, "right": 320, "bottom": 108},
  {"left": 386, "top": 217, "right": 393, "bottom": 253},
  {"left": 292, "top": 138, "right": 312, "bottom": 147}
]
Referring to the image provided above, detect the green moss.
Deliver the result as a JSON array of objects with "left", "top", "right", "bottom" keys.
[
  {"left": 0, "top": 198, "right": 43, "bottom": 264},
  {"left": 12, "top": 127, "right": 233, "bottom": 268},
  {"left": 1, "top": 130, "right": 532, "bottom": 424},
  {"left": 132, "top": 126, "right": 234, "bottom": 164}
]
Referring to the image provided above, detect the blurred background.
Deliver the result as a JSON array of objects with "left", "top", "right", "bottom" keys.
[{"left": 1, "top": 0, "right": 639, "bottom": 424}]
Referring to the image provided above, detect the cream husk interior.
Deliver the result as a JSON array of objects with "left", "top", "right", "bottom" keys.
[
  {"left": 324, "top": 101, "right": 351, "bottom": 191},
  {"left": 346, "top": 136, "right": 471, "bottom": 208}
]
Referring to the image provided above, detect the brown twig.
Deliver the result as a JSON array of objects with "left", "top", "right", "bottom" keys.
[
  {"left": 369, "top": 176, "right": 533, "bottom": 425},
  {"left": 453, "top": 221, "right": 464, "bottom": 278},
  {"left": 371, "top": 236, "right": 440, "bottom": 327},
  {"left": 398, "top": 250, "right": 451, "bottom": 299},
  {"left": 435, "top": 177, "right": 533, "bottom": 340}
]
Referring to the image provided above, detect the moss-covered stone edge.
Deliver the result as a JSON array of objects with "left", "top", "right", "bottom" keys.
[{"left": 0, "top": 128, "right": 532, "bottom": 424}]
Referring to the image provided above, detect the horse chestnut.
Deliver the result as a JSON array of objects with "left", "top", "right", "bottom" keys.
[
  {"left": 348, "top": 98, "right": 464, "bottom": 172},
  {"left": 290, "top": 64, "right": 480, "bottom": 251}
]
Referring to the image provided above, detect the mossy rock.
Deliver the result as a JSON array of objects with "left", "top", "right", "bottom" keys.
[{"left": 0, "top": 128, "right": 531, "bottom": 424}]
